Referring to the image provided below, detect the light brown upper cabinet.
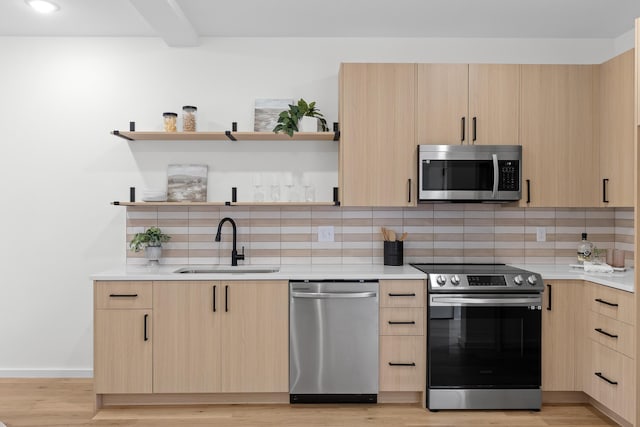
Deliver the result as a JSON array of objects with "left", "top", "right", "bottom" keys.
[
  {"left": 519, "top": 65, "right": 599, "bottom": 207},
  {"left": 598, "top": 49, "right": 635, "bottom": 207},
  {"left": 339, "top": 63, "right": 417, "bottom": 207},
  {"left": 417, "top": 64, "right": 520, "bottom": 145},
  {"left": 636, "top": 19, "right": 640, "bottom": 126}
]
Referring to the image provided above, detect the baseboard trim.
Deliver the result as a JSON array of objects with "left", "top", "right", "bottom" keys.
[
  {"left": 542, "top": 391, "right": 588, "bottom": 404},
  {"left": 378, "top": 391, "right": 422, "bottom": 404},
  {"left": 100, "top": 392, "right": 289, "bottom": 407},
  {"left": 0, "top": 369, "right": 92, "bottom": 378},
  {"left": 588, "top": 397, "right": 633, "bottom": 427}
]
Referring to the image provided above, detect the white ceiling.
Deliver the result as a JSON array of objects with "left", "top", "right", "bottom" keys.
[{"left": 1, "top": 0, "right": 639, "bottom": 46}]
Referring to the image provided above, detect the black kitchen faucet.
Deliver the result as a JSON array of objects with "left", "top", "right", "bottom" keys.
[{"left": 215, "top": 217, "right": 245, "bottom": 266}]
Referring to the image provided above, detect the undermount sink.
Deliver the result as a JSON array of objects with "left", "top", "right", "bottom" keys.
[{"left": 173, "top": 266, "right": 280, "bottom": 274}]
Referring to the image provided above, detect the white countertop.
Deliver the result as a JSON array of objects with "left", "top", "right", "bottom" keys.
[
  {"left": 92, "top": 262, "right": 634, "bottom": 293},
  {"left": 91, "top": 263, "right": 426, "bottom": 282},
  {"left": 513, "top": 263, "right": 635, "bottom": 293}
]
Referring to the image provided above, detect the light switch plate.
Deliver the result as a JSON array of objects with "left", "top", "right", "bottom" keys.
[
  {"left": 318, "top": 226, "right": 334, "bottom": 242},
  {"left": 536, "top": 227, "right": 546, "bottom": 242}
]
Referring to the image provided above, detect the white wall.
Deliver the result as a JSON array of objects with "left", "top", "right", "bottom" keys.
[{"left": 0, "top": 35, "right": 624, "bottom": 376}]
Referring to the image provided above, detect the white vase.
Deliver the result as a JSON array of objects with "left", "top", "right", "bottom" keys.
[
  {"left": 145, "top": 245, "right": 162, "bottom": 265},
  {"left": 298, "top": 116, "right": 318, "bottom": 132}
]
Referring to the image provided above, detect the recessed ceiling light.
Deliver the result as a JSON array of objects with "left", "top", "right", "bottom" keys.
[{"left": 25, "top": 0, "right": 60, "bottom": 14}]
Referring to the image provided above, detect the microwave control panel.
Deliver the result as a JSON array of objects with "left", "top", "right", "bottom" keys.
[{"left": 498, "top": 160, "right": 519, "bottom": 191}]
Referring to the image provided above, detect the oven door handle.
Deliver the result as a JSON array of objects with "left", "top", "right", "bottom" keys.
[
  {"left": 492, "top": 153, "right": 499, "bottom": 198},
  {"left": 431, "top": 295, "right": 542, "bottom": 307}
]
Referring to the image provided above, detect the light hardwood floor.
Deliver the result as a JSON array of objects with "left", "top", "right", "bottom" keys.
[{"left": 0, "top": 379, "right": 617, "bottom": 427}]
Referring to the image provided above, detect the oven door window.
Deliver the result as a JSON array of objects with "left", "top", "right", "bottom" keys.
[
  {"left": 422, "top": 160, "right": 493, "bottom": 191},
  {"left": 429, "top": 305, "right": 541, "bottom": 388}
]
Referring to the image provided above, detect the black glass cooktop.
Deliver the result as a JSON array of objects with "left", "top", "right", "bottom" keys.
[{"left": 410, "top": 263, "right": 532, "bottom": 276}]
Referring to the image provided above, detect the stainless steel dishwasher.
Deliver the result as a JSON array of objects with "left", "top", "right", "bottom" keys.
[{"left": 289, "top": 280, "right": 379, "bottom": 403}]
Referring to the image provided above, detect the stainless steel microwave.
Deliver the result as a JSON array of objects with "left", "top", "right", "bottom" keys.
[{"left": 418, "top": 145, "right": 522, "bottom": 202}]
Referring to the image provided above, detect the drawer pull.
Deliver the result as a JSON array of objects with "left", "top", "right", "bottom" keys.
[
  {"left": 594, "top": 328, "right": 618, "bottom": 339},
  {"left": 109, "top": 294, "right": 138, "bottom": 298},
  {"left": 595, "top": 372, "right": 618, "bottom": 385},
  {"left": 388, "top": 293, "right": 416, "bottom": 297},
  {"left": 388, "top": 321, "right": 416, "bottom": 325},
  {"left": 595, "top": 298, "right": 618, "bottom": 307},
  {"left": 389, "top": 362, "right": 416, "bottom": 367}
]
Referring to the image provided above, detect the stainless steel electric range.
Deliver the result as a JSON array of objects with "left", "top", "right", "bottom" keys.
[{"left": 411, "top": 263, "right": 543, "bottom": 411}]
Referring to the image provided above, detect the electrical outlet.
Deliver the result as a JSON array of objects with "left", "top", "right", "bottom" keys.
[
  {"left": 536, "top": 227, "right": 546, "bottom": 242},
  {"left": 318, "top": 226, "right": 334, "bottom": 242}
]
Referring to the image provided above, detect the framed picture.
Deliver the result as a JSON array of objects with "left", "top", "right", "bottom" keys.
[
  {"left": 167, "top": 164, "right": 208, "bottom": 202},
  {"left": 254, "top": 98, "right": 294, "bottom": 132}
]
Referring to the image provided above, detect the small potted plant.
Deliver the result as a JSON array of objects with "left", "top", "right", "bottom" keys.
[
  {"left": 273, "top": 98, "right": 329, "bottom": 137},
  {"left": 129, "top": 226, "right": 171, "bottom": 264}
]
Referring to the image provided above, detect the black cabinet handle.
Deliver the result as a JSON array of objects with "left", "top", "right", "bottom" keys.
[
  {"left": 546, "top": 284, "right": 552, "bottom": 311},
  {"left": 143, "top": 314, "right": 148, "bottom": 341},
  {"left": 109, "top": 294, "right": 138, "bottom": 298},
  {"left": 472, "top": 117, "right": 477, "bottom": 143},
  {"left": 594, "top": 328, "right": 618, "bottom": 339},
  {"left": 388, "top": 321, "right": 416, "bottom": 325},
  {"left": 526, "top": 179, "right": 531, "bottom": 203},
  {"left": 461, "top": 117, "right": 466, "bottom": 143},
  {"left": 225, "top": 285, "right": 229, "bottom": 312},
  {"left": 213, "top": 285, "right": 217, "bottom": 312},
  {"left": 388, "top": 293, "right": 416, "bottom": 297},
  {"left": 408, "top": 179, "right": 412, "bottom": 203},
  {"left": 595, "top": 372, "right": 618, "bottom": 385},
  {"left": 595, "top": 298, "right": 618, "bottom": 307},
  {"left": 389, "top": 362, "right": 416, "bottom": 366},
  {"left": 603, "top": 179, "right": 609, "bottom": 203}
]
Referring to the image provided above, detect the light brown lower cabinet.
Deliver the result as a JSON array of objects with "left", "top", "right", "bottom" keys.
[
  {"left": 94, "top": 309, "right": 152, "bottom": 394},
  {"left": 153, "top": 280, "right": 289, "bottom": 394},
  {"left": 153, "top": 282, "right": 221, "bottom": 393},
  {"left": 539, "top": 280, "right": 637, "bottom": 424},
  {"left": 219, "top": 281, "right": 289, "bottom": 392},
  {"left": 582, "top": 281, "right": 636, "bottom": 424},
  {"left": 94, "top": 280, "right": 288, "bottom": 397},
  {"left": 379, "top": 336, "right": 424, "bottom": 392},
  {"left": 541, "top": 280, "right": 581, "bottom": 391},
  {"left": 585, "top": 340, "right": 635, "bottom": 422},
  {"left": 93, "top": 281, "right": 153, "bottom": 394},
  {"left": 379, "top": 280, "right": 425, "bottom": 393}
]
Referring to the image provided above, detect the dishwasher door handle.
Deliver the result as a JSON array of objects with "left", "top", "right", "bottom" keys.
[{"left": 291, "top": 291, "right": 377, "bottom": 299}]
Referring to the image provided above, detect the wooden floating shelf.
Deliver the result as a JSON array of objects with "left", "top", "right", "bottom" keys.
[
  {"left": 111, "top": 130, "right": 340, "bottom": 142},
  {"left": 112, "top": 201, "right": 337, "bottom": 207}
]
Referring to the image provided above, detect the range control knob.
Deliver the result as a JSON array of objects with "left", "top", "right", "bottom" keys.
[
  {"left": 527, "top": 275, "right": 538, "bottom": 286},
  {"left": 436, "top": 275, "right": 447, "bottom": 286},
  {"left": 450, "top": 275, "right": 461, "bottom": 286},
  {"left": 513, "top": 275, "right": 524, "bottom": 286}
]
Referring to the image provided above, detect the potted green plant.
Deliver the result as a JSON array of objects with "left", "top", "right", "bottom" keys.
[
  {"left": 273, "top": 98, "right": 329, "bottom": 137},
  {"left": 129, "top": 226, "right": 171, "bottom": 264}
]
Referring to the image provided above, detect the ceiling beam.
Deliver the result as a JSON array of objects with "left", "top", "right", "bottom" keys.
[{"left": 129, "top": 0, "right": 198, "bottom": 47}]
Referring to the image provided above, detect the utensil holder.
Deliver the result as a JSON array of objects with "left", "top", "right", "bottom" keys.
[{"left": 384, "top": 241, "right": 403, "bottom": 266}]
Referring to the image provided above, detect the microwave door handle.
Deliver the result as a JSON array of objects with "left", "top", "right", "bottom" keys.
[{"left": 492, "top": 153, "right": 499, "bottom": 198}]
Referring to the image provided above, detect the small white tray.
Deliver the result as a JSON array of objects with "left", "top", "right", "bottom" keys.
[{"left": 569, "top": 264, "right": 626, "bottom": 272}]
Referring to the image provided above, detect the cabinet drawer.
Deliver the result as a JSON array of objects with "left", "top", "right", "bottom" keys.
[
  {"left": 587, "top": 340, "right": 635, "bottom": 422},
  {"left": 95, "top": 281, "right": 153, "bottom": 309},
  {"left": 588, "top": 284, "right": 635, "bottom": 325},
  {"left": 379, "top": 336, "right": 424, "bottom": 392},
  {"left": 380, "top": 280, "right": 425, "bottom": 308},
  {"left": 588, "top": 311, "right": 635, "bottom": 359},
  {"left": 380, "top": 308, "right": 424, "bottom": 335}
]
